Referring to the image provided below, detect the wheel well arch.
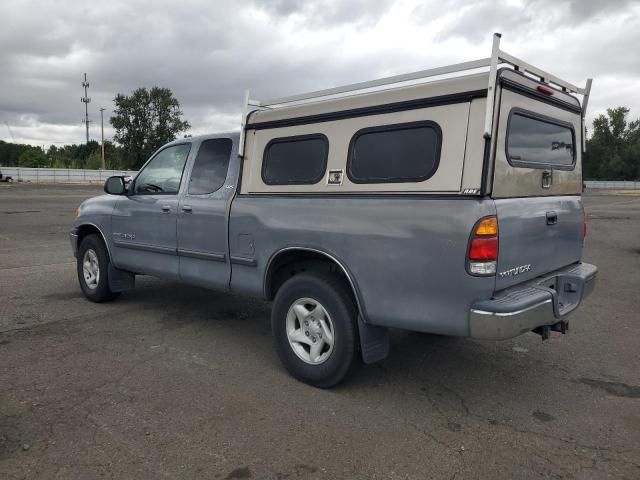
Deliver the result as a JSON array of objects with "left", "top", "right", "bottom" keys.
[
  {"left": 264, "top": 247, "right": 366, "bottom": 320},
  {"left": 76, "top": 223, "right": 112, "bottom": 260}
]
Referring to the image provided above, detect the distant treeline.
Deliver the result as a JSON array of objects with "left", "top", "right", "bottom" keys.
[
  {"left": 0, "top": 140, "right": 128, "bottom": 170},
  {"left": 584, "top": 107, "right": 640, "bottom": 181}
]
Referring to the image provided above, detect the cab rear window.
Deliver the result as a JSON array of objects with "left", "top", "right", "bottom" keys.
[{"left": 507, "top": 110, "right": 575, "bottom": 169}]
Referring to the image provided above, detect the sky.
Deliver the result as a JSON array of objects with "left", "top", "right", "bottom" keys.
[{"left": 1, "top": 0, "right": 639, "bottom": 147}]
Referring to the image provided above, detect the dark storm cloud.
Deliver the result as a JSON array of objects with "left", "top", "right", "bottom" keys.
[
  {"left": 0, "top": 0, "right": 639, "bottom": 145},
  {"left": 435, "top": 0, "right": 640, "bottom": 42}
]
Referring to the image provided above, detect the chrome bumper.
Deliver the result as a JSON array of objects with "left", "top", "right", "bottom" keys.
[{"left": 469, "top": 262, "right": 597, "bottom": 340}]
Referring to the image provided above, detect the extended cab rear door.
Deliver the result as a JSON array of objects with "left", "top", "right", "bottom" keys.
[
  {"left": 177, "top": 136, "right": 237, "bottom": 290},
  {"left": 490, "top": 70, "right": 585, "bottom": 290}
]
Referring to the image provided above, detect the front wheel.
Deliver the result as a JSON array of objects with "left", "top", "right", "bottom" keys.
[
  {"left": 77, "top": 234, "right": 120, "bottom": 303},
  {"left": 271, "top": 272, "right": 358, "bottom": 388}
]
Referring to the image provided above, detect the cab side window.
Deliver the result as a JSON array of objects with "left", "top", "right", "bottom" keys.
[
  {"left": 134, "top": 143, "right": 191, "bottom": 194},
  {"left": 188, "top": 138, "right": 233, "bottom": 195}
]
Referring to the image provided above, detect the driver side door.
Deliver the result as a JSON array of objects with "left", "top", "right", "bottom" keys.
[{"left": 111, "top": 143, "right": 192, "bottom": 279}]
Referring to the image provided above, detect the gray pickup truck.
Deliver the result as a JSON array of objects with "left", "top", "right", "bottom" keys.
[{"left": 71, "top": 35, "right": 597, "bottom": 387}]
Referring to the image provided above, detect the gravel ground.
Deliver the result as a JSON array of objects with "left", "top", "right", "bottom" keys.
[{"left": 0, "top": 184, "right": 638, "bottom": 479}]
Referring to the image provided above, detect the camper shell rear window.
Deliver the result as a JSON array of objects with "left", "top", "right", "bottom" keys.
[{"left": 506, "top": 109, "right": 576, "bottom": 170}]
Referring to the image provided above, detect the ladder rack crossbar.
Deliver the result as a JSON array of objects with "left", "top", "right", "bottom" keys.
[
  {"left": 256, "top": 57, "right": 492, "bottom": 107},
  {"left": 251, "top": 51, "right": 586, "bottom": 109}
]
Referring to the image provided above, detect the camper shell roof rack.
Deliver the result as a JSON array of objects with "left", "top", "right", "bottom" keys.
[{"left": 239, "top": 33, "right": 592, "bottom": 156}]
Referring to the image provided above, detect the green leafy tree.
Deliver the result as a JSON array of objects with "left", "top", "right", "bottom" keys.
[
  {"left": 85, "top": 151, "right": 102, "bottom": 169},
  {"left": 585, "top": 107, "right": 640, "bottom": 180},
  {"left": 0, "top": 140, "right": 25, "bottom": 166},
  {"left": 18, "top": 146, "right": 48, "bottom": 167},
  {"left": 110, "top": 87, "right": 191, "bottom": 169}
]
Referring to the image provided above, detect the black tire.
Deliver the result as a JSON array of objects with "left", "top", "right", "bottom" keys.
[
  {"left": 271, "top": 272, "right": 358, "bottom": 388},
  {"left": 77, "top": 234, "right": 120, "bottom": 303}
]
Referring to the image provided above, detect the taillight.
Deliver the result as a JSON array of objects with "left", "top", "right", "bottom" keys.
[{"left": 468, "top": 216, "right": 498, "bottom": 276}]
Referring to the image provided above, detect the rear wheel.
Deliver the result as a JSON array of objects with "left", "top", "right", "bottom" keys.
[
  {"left": 271, "top": 272, "right": 357, "bottom": 388},
  {"left": 77, "top": 234, "right": 120, "bottom": 303}
]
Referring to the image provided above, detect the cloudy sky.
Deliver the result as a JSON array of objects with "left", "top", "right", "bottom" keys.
[{"left": 1, "top": 0, "right": 639, "bottom": 146}]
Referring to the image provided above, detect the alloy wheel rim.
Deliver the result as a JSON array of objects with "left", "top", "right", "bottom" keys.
[
  {"left": 286, "top": 297, "right": 335, "bottom": 365},
  {"left": 82, "top": 248, "right": 100, "bottom": 290}
]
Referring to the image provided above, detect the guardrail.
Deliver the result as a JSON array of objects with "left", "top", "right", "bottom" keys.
[
  {"left": 584, "top": 181, "right": 640, "bottom": 190},
  {"left": 1, "top": 167, "right": 137, "bottom": 184}
]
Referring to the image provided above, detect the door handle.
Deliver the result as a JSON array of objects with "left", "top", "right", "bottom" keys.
[
  {"left": 546, "top": 211, "right": 558, "bottom": 225},
  {"left": 181, "top": 205, "right": 193, "bottom": 213},
  {"left": 161, "top": 205, "right": 171, "bottom": 213}
]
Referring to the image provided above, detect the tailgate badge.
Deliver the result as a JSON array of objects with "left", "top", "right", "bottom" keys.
[{"left": 498, "top": 264, "right": 531, "bottom": 278}]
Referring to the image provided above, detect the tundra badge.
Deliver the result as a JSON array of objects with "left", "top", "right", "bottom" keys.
[{"left": 498, "top": 264, "right": 532, "bottom": 278}]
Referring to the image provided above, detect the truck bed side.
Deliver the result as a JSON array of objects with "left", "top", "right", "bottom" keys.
[{"left": 228, "top": 196, "right": 496, "bottom": 335}]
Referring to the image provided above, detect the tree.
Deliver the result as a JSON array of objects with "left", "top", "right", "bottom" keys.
[
  {"left": 110, "top": 87, "right": 191, "bottom": 169},
  {"left": 0, "top": 140, "right": 22, "bottom": 166},
  {"left": 585, "top": 107, "right": 640, "bottom": 180},
  {"left": 85, "top": 151, "right": 102, "bottom": 170},
  {"left": 18, "top": 146, "right": 48, "bottom": 167}
]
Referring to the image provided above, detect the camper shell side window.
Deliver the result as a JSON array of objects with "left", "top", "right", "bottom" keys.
[
  {"left": 347, "top": 121, "right": 442, "bottom": 184},
  {"left": 261, "top": 134, "right": 329, "bottom": 186}
]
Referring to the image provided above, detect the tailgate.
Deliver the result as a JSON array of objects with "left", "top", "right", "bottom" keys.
[
  {"left": 491, "top": 70, "right": 585, "bottom": 290},
  {"left": 494, "top": 196, "right": 584, "bottom": 290}
]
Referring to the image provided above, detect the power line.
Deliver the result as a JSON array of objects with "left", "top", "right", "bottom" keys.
[{"left": 81, "top": 73, "right": 91, "bottom": 144}]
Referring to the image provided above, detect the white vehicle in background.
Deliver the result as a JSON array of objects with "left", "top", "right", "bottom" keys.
[{"left": 0, "top": 168, "right": 13, "bottom": 183}]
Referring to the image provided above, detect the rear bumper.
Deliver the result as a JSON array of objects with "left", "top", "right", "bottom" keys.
[{"left": 469, "top": 262, "right": 597, "bottom": 340}]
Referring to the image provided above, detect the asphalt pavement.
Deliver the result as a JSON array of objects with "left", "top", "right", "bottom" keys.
[{"left": 1, "top": 184, "right": 638, "bottom": 479}]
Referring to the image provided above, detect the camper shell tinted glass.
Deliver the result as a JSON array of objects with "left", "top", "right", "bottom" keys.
[
  {"left": 506, "top": 109, "right": 576, "bottom": 170},
  {"left": 262, "top": 134, "right": 328, "bottom": 185},
  {"left": 347, "top": 121, "right": 441, "bottom": 184}
]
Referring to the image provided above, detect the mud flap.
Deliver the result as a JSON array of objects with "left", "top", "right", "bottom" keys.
[
  {"left": 357, "top": 315, "right": 389, "bottom": 364},
  {"left": 108, "top": 265, "right": 135, "bottom": 292}
]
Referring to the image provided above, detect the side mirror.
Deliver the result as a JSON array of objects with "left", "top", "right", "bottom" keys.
[{"left": 104, "top": 176, "right": 126, "bottom": 195}]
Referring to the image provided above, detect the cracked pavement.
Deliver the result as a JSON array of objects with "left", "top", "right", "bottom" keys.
[{"left": 1, "top": 184, "right": 639, "bottom": 479}]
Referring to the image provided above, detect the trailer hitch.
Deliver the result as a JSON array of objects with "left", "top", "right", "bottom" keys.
[{"left": 533, "top": 321, "right": 568, "bottom": 340}]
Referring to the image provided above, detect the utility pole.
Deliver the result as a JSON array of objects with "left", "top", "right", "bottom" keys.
[
  {"left": 99, "top": 107, "right": 106, "bottom": 169},
  {"left": 81, "top": 73, "right": 91, "bottom": 144}
]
